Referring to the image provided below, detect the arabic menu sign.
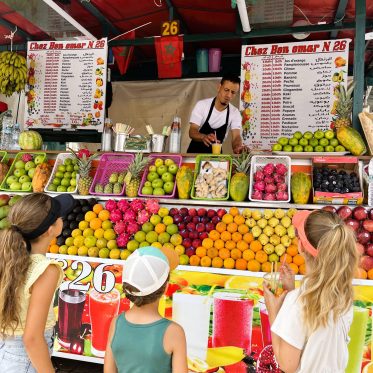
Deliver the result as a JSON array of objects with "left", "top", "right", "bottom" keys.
[
  {"left": 25, "top": 39, "right": 108, "bottom": 131},
  {"left": 240, "top": 39, "right": 350, "bottom": 150}
]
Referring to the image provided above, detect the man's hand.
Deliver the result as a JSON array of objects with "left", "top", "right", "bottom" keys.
[
  {"left": 233, "top": 144, "right": 250, "bottom": 154},
  {"left": 202, "top": 133, "right": 218, "bottom": 147}
]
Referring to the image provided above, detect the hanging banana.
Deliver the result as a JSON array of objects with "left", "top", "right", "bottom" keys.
[{"left": 0, "top": 51, "right": 27, "bottom": 97}]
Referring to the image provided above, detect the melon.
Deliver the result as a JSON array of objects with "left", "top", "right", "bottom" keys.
[{"left": 18, "top": 130, "right": 43, "bottom": 150}]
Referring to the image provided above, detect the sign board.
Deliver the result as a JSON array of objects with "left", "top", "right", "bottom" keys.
[
  {"left": 25, "top": 39, "right": 108, "bottom": 131},
  {"left": 240, "top": 39, "right": 350, "bottom": 150}
]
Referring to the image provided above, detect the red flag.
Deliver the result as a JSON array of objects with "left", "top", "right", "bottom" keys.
[
  {"left": 154, "top": 35, "right": 183, "bottom": 79},
  {"left": 112, "top": 31, "right": 135, "bottom": 75}
]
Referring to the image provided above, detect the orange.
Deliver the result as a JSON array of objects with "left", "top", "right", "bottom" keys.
[
  {"left": 90, "top": 218, "right": 102, "bottom": 230},
  {"left": 196, "top": 246, "right": 207, "bottom": 257},
  {"left": 231, "top": 232, "right": 242, "bottom": 242},
  {"left": 223, "top": 257, "right": 235, "bottom": 269},
  {"left": 227, "top": 222, "right": 238, "bottom": 233},
  {"left": 218, "top": 248, "right": 230, "bottom": 260},
  {"left": 250, "top": 240, "right": 262, "bottom": 253},
  {"left": 207, "top": 247, "right": 218, "bottom": 258},
  {"left": 202, "top": 238, "right": 214, "bottom": 249},
  {"left": 214, "top": 239, "right": 225, "bottom": 249},
  {"left": 222, "top": 214, "right": 234, "bottom": 224},
  {"left": 288, "top": 263, "right": 299, "bottom": 274},
  {"left": 242, "top": 249, "right": 255, "bottom": 261},
  {"left": 209, "top": 230, "right": 220, "bottom": 241},
  {"left": 189, "top": 255, "right": 200, "bottom": 266},
  {"left": 280, "top": 253, "right": 292, "bottom": 264},
  {"left": 155, "top": 223, "right": 166, "bottom": 234},
  {"left": 293, "top": 254, "right": 305, "bottom": 266},
  {"left": 243, "top": 232, "right": 254, "bottom": 244},
  {"left": 261, "top": 261, "right": 272, "bottom": 273},
  {"left": 356, "top": 268, "right": 368, "bottom": 279},
  {"left": 255, "top": 250, "right": 268, "bottom": 264},
  {"left": 237, "top": 240, "right": 249, "bottom": 252},
  {"left": 225, "top": 240, "right": 236, "bottom": 250},
  {"left": 98, "top": 209, "right": 110, "bottom": 221},
  {"left": 220, "top": 231, "right": 232, "bottom": 242},
  {"left": 200, "top": 256, "right": 212, "bottom": 267},
  {"left": 93, "top": 203, "right": 104, "bottom": 214},
  {"left": 84, "top": 211, "right": 97, "bottom": 222},
  {"left": 212, "top": 257, "right": 224, "bottom": 268},
  {"left": 235, "top": 258, "right": 248, "bottom": 271},
  {"left": 234, "top": 215, "right": 245, "bottom": 225},
  {"left": 231, "top": 248, "right": 242, "bottom": 260},
  {"left": 49, "top": 244, "right": 59, "bottom": 254},
  {"left": 216, "top": 222, "right": 227, "bottom": 233},
  {"left": 286, "top": 244, "right": 298, "bottom": 257},
  {"left": 247, "top": 259, "right": 261, "bottom": 272},
  {"left": 238, "top": 224, "right": 249, "bottom": 234},
  {"left": 50, "top": 238, "right": 57, "bottom": 245},
  {"left": 292, "top": 237, "right": 299, "bottom": 246},
  {"left": 367, "top": 268, "right": 373, "bottom": 280},
  {"left": 229, "top": 207, "right": 239, "bottom": 216},
  {"left": 299, "top": 263, "right": 306, "bottom": 275}
]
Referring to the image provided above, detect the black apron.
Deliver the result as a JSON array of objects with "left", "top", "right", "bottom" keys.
[{"left": 187, "top": 97, "right": 230, "bottom": 153}]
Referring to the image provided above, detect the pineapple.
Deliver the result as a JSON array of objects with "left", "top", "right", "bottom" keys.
[
  {"left": 230, "top": 151, "right": 252, "bottom": 202},
  {"left": 125, "top": 153, "right": 149, "bottom": 197},
  {"left": 334, "top": 83, "right": 353, "bottom": 128},
  {"left": 69, "top": 148, "right": 98, "bottom": 195}
]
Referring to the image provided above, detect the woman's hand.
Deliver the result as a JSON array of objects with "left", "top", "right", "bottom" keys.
[
  {"left": 202, "top": 133, "right": 218, "bottom": 147},
  {"left": 279, "top": 262, "right": 295, "bottom": 291},
  {"left": 263, "top": 284, "right": 287, "bottom": 324}
]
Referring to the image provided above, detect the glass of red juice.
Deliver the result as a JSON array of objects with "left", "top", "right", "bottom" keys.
[
  {"left": 89, "top": 288, "right": 120, "bottom": 357},
  {"left": 212, "top": 292, "right": 254, "bottom": 373},
  {"left": 57, "top": 285, "right": 86, "bottom": 348},
  {"left": 259, "top": 300, "right": 272, "bottom": 346}
]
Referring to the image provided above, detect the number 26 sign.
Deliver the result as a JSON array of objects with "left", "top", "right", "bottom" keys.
[{"left": 161, "top": 20, "right": 180, "bottom": 36}]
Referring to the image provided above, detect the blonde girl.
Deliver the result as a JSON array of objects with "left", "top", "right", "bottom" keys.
[
  {"left": 264, "top": 209, "right": 359, "bottom": 373},
  {"left": 0, "top": 193, "right": 75, "bottom": 372}
]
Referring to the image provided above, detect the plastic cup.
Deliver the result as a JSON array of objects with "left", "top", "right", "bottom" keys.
[
  {"left": 211, "top": 143, "right": 222, "bottom": 154},
  {"left": 263, "top": 272, "right": 283, "bottom": 296},
  {"left": 259, "top": 300, "right": 272, "bottom": 346}
]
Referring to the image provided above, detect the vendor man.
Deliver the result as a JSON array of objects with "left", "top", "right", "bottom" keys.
[{"left": 187, "top": 74, "right": 246, "bottom": 154}]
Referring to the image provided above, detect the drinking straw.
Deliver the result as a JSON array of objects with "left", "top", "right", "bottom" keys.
[
  {"left": 204, "top": 285, "right": 217, "bottom": 304},
  {"left": 214, "top": 131, "right": 217, "bottom": 143},
  {"left": 270, "top": 262, "right": 274, "bottom": 291},
  {"left": 274, "top": 262, "right": 278, "bottom": 294}
]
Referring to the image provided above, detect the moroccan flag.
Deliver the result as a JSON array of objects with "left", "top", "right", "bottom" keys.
[
  {"left": 112, "top": 31, "right": 135, "bottom": 75},
  {"left": 154, "top": 35, "right": 183, "bottom": 79}
]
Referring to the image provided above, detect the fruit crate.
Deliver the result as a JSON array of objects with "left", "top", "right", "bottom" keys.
[
  {"left": 138, "top": 154, "right": 182, "bottom": 199},
  {"left": 44, "top": 153, "right": 79, "bottom": 194},
  {"left": 249, "top": 155, "right": 291, "bottom": 203},
  {"left": 191, "top": 154, "right": 232, "bottom": 201},
  {"left": 0, "top": 151, "right": 47, "bottom": 192},
  {"left": 89, "top": 153, "right": 134, "bottom": 196}
]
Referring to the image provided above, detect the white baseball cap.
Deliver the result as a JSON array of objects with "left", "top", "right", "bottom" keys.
[{"left": 123, "top": 246, "right": 179, "bottom": 296}]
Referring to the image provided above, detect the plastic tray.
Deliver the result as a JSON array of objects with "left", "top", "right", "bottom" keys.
[
  {"left": 191, "top": 154, "right": 232, "bottom": 201},
  {"left": 45, "top": 153, "right": 78, "bottom": 194},
  {"left": 89, "top": 153, "right": 134, "bottom": 196},
  {"left": 0, "top": 151, "right": 47, "bottom": 192},
  {"left": 273, "top": 151, "right": 349, "bottom": 156},
  {"left": 249, "top": 155, "right": 291, "bottom": 203},
  {"left": 138, "top": 154, "right": 182, "bottom": 198}
]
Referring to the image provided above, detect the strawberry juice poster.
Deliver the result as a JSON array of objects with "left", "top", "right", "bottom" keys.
[
  {"left": 240, "top": 39, "right": 350, "bottom": 150},
  {"left": 48, "top": 255, "right": 372, "bottom": 372},
  {"left": 25, "top": 38, "right": 107, "bottom": 131}
]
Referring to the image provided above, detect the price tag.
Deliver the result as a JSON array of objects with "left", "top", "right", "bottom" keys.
[{"left": 161, "top": 20, "right": 180, "bottom": 36}]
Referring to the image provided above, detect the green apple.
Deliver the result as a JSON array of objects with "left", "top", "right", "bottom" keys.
[
  {"left": 57, "top": 165, "right": 66, "bottom": 173},
  {"left": 154, "top": 158, "right": 164, "bottom": 168},
  {"left": 325, "top": 145, "right": 335, "bottom": 152},
  {"left": 67, "top": 185, "right": 75, "bottom": 192},
  {"left": 66, "top": 165, "right": 74, "bottom": 172},
  {"left": 293, "top": 145, "right": 303, "bottom": 152},
  {"left": 34, "top": 155, "right": 44, "bottom": 165},
  {"left": 14, "top": 168, "right": 26, "bottom": 178},
  {"left": 144, "top": 181, "right": 152, "bottom": 187},
  {"left": 324, "top": 130, "right": 335, "bottom": 140},
  {"left": 164, "top": 158, "right": 175, "bottom": 167},
  {"left": 64, "top": 158, "right": 72, "bottom": 165},
  {"left": 156, "top": 165, "right": 167, "bottom": 176},
  {"left": 6, "top": 175, "right": 18, "bottom": 186},
  {"left": 303, "top": 132, "right": 313, "bottom": 140},
  {"left": 293, "top": 131, "right": 303, "bottom": 140},
  {"left": 70, "top": 178, "right": 77, "bottom": 187},
  {"left": 335, "top": 145, "right": 346, "bottom": 152},
  {"left": 61, "top": 178, "right": 70, "bottom": 187},
  {"left": 283, "top": 145, "right": 292, "bottom": 152},
  {"left": 161, "top": 172, "right": 173, "bottom": 183},
  {"left": 288, "top": 138, "right": 298, "bottom": 146},
  {"left": 152, "top": 178, "right": 164, "bottom": 189},
  {"left": 141, "top": 186, "right": 153, "bottom": 195},
  {"left": 278, "top": 137, "right": 289, "bottom": 146},
  {"left": 21, "top": 181, "right": 32, "bottom": 191},
  {"left": 168, "top": 164, "right": 178, "bottom": 175},
  {"left": 272, "top": 143, "right": 282, "bottom": 151},
  {"left": 10, "top": 181, "right": 21, "bottom": 190},
  {"left": 329, "top": 138, "right": 339, "bottom": 147},
  {"left": 74, "top": 165, "right": 79, "bottom": 171},
  {"left": 314, "top": 130, "right": 324, "bottom": 140},
  {"left": 319, "top": 138, "right": 329, "bottom": 147},
  {"left": 149, "top": 165, "right": 157, "bottom": 172},
  {"left": 147, "top": 171, "right": 159, "bottom": 182},
  {"left": 163, "top": 181, "right": 174, "bottom": 194},
  {"left": 28, "top": 168, "right": 36, "bottom": 178},
  {"left": 57, "top": 185, "right": 67, "bottom": 192},
  {"left": 304, "top": 145, "right": 314, "bottom": 152},
  {"left": 14, "top": 160, "right": 25, "bottom": 169},
  {"left": 314, "top": 145, "right": 324, "bottom": 152},
  {"left": 299, "top": 138, "right": 308, "bottom": 146},
  {"left": 309, "top": 138, "right": 318, "bottom": 147},
  {"left": 64, "top": 172, "right": 72, "bottom": 179},
  {"left": 153, "top": 187, "right": 165, "bottom": 196},
  {"left": 52, "top": 177, "right": 61, "bottom": 186},
  {"left": 48, "top": 184, "right": 57, "bottom": 192},
  {"left": 25, "top": 161, "right": 35, "bottom": 171},
  {"left": 55, "top": 171, "right": 64, "bottom": 179},
  {"left": 19, "top": 175, "right": 31, "bottom": 184}
]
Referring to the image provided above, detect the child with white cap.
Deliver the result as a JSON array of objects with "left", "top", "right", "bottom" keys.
[{"left": 104, "top": 246, "right": 188, "bottom": 373}]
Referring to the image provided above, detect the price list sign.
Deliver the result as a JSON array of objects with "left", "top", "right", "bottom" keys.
[
  {"left": 25, "top": 39, "right": 107, "bottom": 131},
  {"left": 240, "top": 39, "right": 350, "bottom": 150}
]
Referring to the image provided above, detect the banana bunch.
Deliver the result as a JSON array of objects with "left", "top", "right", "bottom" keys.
[{"left": 0, "top": 51, "right": 27, "bottom": 97}]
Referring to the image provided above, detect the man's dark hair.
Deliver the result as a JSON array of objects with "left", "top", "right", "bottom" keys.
[{"left": 221, "top": 73, "right": 240, "bottom": 85}]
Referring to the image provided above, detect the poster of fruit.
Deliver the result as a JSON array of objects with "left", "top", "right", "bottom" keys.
[
  {"left": 240, "top": 39, "right": 350, "bottom": 150},
  {"left": 48, "top": 255, "right": 372, "bottom": 372},
  {"left": 24, "top": 39, "right": 107, "bottom": 131}
]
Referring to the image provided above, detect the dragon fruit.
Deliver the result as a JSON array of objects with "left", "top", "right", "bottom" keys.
[
  {"left": 273, "top": 174, "right": 285, "bottom": 184},
  {"left": 277, "top": 183, "right": 287, "bottom": 192},
  {"left": 117, "top": 199, "right": 130, "bottom": 212},
  {"left": 116, "top": 233, "right": 131, "bottom": 248},
  {"left": 275, "top": 163, "right": 287, "bottom": 175},
  {"left": 257, "top": 345, "right": 281, "bottom": 373},
  {"left": 110, "top": 209, "right": 123, "bottom": 223},
  {"left": 253, "top": 181, "right": 265, "bottom": 191},
  {"left": 137, "top": 209, "right": 150, "bottom": 224},
  {"left": 145, "top": 199, "right": 160, "bottom": 214},
  {"left": 130, "top": 199, "right": 144, "bottom": 212},
  {"left": 264, "top": 176, "right": 274, "bottom": 184},
  {"left": 126, "top": 222, "right": 139, "bottom": 235},
  {"left": 105, "top": 199, "right": 117, "bottom": 212},
  {"left": 114, "top": 220, "right": 126, "bottom": 235},
  {"left": 123, "top": 208, "right": 136, "bottom": 222},
  {"left": 254, "top": 170, "right": 264, "bottom": 181},
  {"left": 265, "top": 184, "right": 277, "bottom": 193},
  {"left": 263, "top": 163, "right": 275, "bottom": 176},
  {"left": 21, "top": 153, "right": 33, "bottom": 162},
  {"left": 276, "top": 191, "right": 289, "bottom": 201},
  {"left": 263, "top": 193, "right": 276, "bottom": 201},
  {"left": 252, "top": 190, "right": 263, "bottom": 200}
]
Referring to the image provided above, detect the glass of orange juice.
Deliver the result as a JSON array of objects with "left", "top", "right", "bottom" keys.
[
  {"left": 212, "top": 143, "right": 222, "bottom": 154},
  {"left": 263, "top": 272, "right": 283, "bottom": 296}
]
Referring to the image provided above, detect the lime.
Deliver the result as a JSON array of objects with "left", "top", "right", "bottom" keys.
[
  {"left": 166, "top": 223, "right": 178, "bottom": 235},
  {"left": 99, "top": 248, "right": 110, "bottom": 258},
  {"left": 142, "top": 222, "right": 154, "bottom": 233},
  {"left": 134, "top": 230, "right": 146, "bottom": 242},
  {"left": 150, "top": 214, "right": 161, "bottom": 226},
  {"left": 139, "top": 241, "right": 150, "bottom": 248},
  {"left": 146, "top": 231, "right": 158, "bottom": 243},
  {"left": 158, "top": 232, "right": 170, "bottom": 244},
  {"left": 107, "top": 239, "right": 118, "bottom": 250},
  {"left": 127, "top": 240, "right": 139, "bottom": 252},
  {"left": 84, "top": 236, "right": 97, "bottom": 248},
  {"left": 88, "top": 247, "right": 99, "bottom": 257},
  {"left": 163, "top": 216, "right": 173, "bottom": 226},
  {"left": 120, "top": 249, "right": 132, "bottom": 260}
]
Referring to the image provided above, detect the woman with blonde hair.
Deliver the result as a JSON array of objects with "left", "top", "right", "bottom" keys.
[
  {"left": 0, "top": 193, "right": 75, "bottom": 372},
  {"left": 264, "top": 209, "right": 359, "bottom": 373}
]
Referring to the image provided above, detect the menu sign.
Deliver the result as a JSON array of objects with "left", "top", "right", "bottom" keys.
[
  {"left": 240, "top": 39, "right": 350, "bottom": 149},
  {"left": 25, "top": 39, "right": 107, "bottom": 131}
]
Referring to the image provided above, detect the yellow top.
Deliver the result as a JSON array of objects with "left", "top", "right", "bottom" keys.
[{"left": 9, "top": 254, "right": 63, "bottom": 336}]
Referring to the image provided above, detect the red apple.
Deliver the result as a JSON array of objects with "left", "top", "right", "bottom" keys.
[
  {"left": 182, "top": 238, "right": 192, "bottom": 249},
  {"left": 189, "top": 208, "right": 197, "bottom": 217},
  {"left": 173, "top": 214, "right": 183, "bottom": 224},
  {"left": 180, "top": 207, "right": 189, "bottom": 216},
  {"left": 353, "top": 206, "right": 368, "bottom": 221},
  {"left": 360, "top": 255, "right": 373, "bottom": 271},
  {"left": 196, "top": 223, "right": 205, "bottom": 233},
  {"left": 178, "top": 223, "right": 186, "bottom": 230},
  {"left": 199, "top": 231, "right": 208, "bottom": 239},
  {"left": 365, "top": 243, "right": 373, "bottom": 257},
  {"left": 192, "top": 216, "right": 200, "bottom": 224},
  {"left": 189, "top": 231, "right": 198, "bottom": 240},
  {"left": 322, "top": 206, "right": 337, "bottom": 214},
  {"left": 217, "top": 208, "right": 227, "bottom": 218},
  {"left": 211, "top": 216, "right": 221, "bottom": 224},
  {"left": 184, "top": 215, "right": 192, "bottom": 223},
  {"left": 369, "top": 209, "right": 373, "bottom": 220},
  {"left": 201, "top": 216, "right": 210, "bottom": 224},
  {"left": 169, "top": 208, "right": 179, "bottom": 216},
  {"left": 345, "top": 218, "right": 360, "bottom": 232},
  {"left": 356, "top": 243, "right": 365, "bottom": 255},
  {"left": 192, "top": 238, "right": 202, "bottom": 249},
  {"left": 362, "top": 220, "right": 373, "bottom": 233},
  {"left": 185, "top": 247, "right": 195, "bottom": 257},
  {"left": 205, "top": 222, "right": 215, "bottom": 232},
  {"left": 357, "top": 229, "right": 371, "bottom": 245},
  {"left": 0, "top": 194, "right": 10, "bottom": 207},
  {"left": 186, "top": 222, "right": 196, "bottom": 231},
  {"left": 337, "top": 206, "right": 352, "bottom": 220},
  {"left": 207, "top": 209, "right": 216, "bottom": 218},
  {"left": 179, "top": 229, "right": 189, "bottom": 239},
  {"left": 197, "top": 208, "right": 207, "bottom": 217}
]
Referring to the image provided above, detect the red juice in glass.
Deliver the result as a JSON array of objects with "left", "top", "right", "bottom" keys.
[
  {"left": 89, "top": 288, "right": 120, "bottom": 357},
  {"left": 212, "top": 293, "right": 254, "bottom": 373},
  {"left": 259, "top": 301, "right": 272, "bottom": 346},
  {"left": 58, "top": 287, "right": 86, "bottom": 348}
]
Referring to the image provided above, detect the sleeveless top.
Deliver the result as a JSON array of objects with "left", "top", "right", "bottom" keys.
[{"left": 111, "top": 313, "right": 172, "bottom": 373}]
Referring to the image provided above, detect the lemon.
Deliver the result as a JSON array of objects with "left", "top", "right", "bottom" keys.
[
  {"left": 71, "top": 229, "right": 82, "bottom": 238},
  {"left": 120, "top": 249, "right": 132, "bottom": 260},
  {"left": 78, "top": 246, "right": 88, "bottom": 256},
  {"left": 127, "top": 240, "right": 139, "bottom": 252},
  {"left": 99, "top": 248, "right": 110, "bottom": 258},
  {"left": 73, "top": 236, "right": 85, "bottom": 248},
  {"left": 224, "top": 276, "right": 259, "bottom": 290},
  {"left": 78, "top": 221, "right": 89, "bottom": 231},
  {"left": 88, "top": 247, "right": 99, "bottom": 257},
  {"left": 109, "top": 248, "right": 121, "bottom": 259}
]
